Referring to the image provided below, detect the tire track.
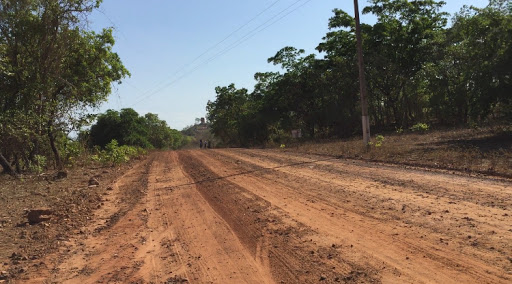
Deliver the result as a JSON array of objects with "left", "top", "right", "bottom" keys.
[
  {"left": 211, "top": 149, "right": 512, "bottom": 270},
  {"left": 191, "top": 149, "right": 511, "bottom": 283},
  {"left": 179, "top": 150, "right": 381, "bottom": 283}
]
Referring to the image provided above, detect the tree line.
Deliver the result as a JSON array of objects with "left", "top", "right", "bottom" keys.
[
  {"left": 206, "top": 0, "right": 512, "bottom": 146},
  {"left": 86, "top": 108, "right": 190, "bottom": 150}
]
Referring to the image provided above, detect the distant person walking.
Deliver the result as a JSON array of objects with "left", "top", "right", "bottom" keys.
[{"left": 199, "top": 139, "right": 203, "bottom": 149}]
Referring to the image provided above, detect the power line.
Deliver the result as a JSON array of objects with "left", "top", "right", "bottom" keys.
[
  {"left": 130, "top": 0, "right": 312, "bottom": 107},
  {"left": 178, "top": 0, "right": 284, "bottom": 73},
  {"left": 161, "top": 0, "right": 314, "bottom": 86},
  {"left": 203, "top": 0, "right": 315, "bottom": 64},
  {"left": 96, "top": 8, "right": 129, "bottom": 41},
  {"left": 128, "top": 0, "right": 283, "bottom": 106}
]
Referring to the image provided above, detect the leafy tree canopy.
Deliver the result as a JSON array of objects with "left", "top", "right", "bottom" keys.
[
  {"left": 0, "top": 0, "right": 128, "bottom": 174},
  {"left": 206, "top": 0, "right": 512, "bottom": 147},
  {"left": 89, "top": 108, "right": 187, "bottom": 150}
]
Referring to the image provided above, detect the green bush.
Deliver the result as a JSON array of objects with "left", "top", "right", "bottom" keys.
[
  {"left": 63, "top": 140, "right": 84, "bottom": 166},
  {"left": 410, "top": 123, "right": 429, "bottom": 132},
  {"left": 104, "top": 140, "right": 127, "bottom": 165},
  {"left": 375, "top": 134, "right": 385, "bottom": 147},
  {"left": 90, "top": 139, "right": 145, "bottom": 166}
]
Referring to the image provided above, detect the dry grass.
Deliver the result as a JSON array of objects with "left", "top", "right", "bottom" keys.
[{"left": 289, "top": 125, "right": 512, "bottom": 178}]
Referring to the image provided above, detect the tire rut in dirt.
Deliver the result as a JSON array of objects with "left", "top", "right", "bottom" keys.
[
  {"left": 196, "top": 149, "right": 511, "bottom": 283},
  {"left": 178, "top": 151, "right": 381, "bottom": 283},
  {"left": 213, "top": 149, "right": 512, "bottom": 263},
  {"left": 225, "top": 149, "right": 512, "bottom": 210},
  {"left": 50, "top": 158, "right": 153, "bottom": 283},
  {"left": 93, "top": 159, "right": 152, "bottom": 236}
]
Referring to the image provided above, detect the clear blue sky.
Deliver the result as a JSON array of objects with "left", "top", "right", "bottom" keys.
[{"left": 90, "top": 0, "right": 488, "bottom": 130}]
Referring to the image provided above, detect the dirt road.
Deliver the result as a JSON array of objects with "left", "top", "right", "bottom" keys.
[{"left": 24, "top": 149, "right": 512, "bottom": 283}]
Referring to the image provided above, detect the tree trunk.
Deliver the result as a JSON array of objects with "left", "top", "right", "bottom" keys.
[
  {"left": 47, "top": 123, "right": 62, "bottom": 170},
  {"left": 0, "top": 152, "right": 17, "bottom": 177},
  {"left": 13, "top": 153, "right": 21, "bottom": 173},
  {"left": 309, "top": 122, "right": 315, "bottom": 139}
]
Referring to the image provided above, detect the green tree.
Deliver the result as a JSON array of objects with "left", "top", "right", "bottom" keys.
[
  {"left": 362, "top": 0, "right": 448, "bottom": 127},
  {"left": 205, "top": 0, "right": 511, "bottom": 147},
  {"left": 0, "top": 0, "right": 129, "bottom": 173},
  {"left": 425, "top": 0, "right": 512, "bottom": 123},
  {"left": 316, "top": 9, "right": 361, "bottom": 136},
  {"left": 206, "top": 84, "right": 250, "bottom": 146},
  {"left": 144, "top": 112, "right": 186, "bottom": 149},
  {"left": 119, "top": 108, "right": 150, "bottom": 148},
  {"left": 90, "top": 108, "right": 150, "bottom": 148},
  {"left": 89, "top": 109, "right": 186, "bottom": 150},
  {"left": 89, "top": 109, "right": 122, "bottom": 148}
]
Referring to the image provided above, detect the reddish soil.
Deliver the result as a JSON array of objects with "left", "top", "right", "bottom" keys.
[{"left": 2, "top": 149, "right": 512, "bottom": 283}]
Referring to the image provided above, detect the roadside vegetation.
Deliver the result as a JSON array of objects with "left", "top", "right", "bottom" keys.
[
  {"left": 206, "top": 0, "right": 511, "bottom": 146},
  {"left": 206, "top": 0, "right": 511, "bottom": 176},
  {"left": 87, "top": 107, "right": 191, "bottom": 150},
  {"left": 0, "top": 1, "right": 190, "bottom": 176}
]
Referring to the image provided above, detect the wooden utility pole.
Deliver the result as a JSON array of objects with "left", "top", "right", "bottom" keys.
[{"left": 353, "top": 0, "right": 370, "bottom": 145}]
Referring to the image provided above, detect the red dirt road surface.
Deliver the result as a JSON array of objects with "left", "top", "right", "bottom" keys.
[{"left": 23, "top": 149, "right": 512, "bottom": 283}]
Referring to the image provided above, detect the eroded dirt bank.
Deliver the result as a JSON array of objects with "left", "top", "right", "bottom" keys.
[{"left": 17, "top": 149, "right": 512, "bottom": 283}]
